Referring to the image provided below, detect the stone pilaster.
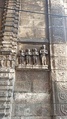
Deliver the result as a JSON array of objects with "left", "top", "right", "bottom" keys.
[
  {"left": 48, "top": 0, "right": 67, "bottom": 118},
  {"left": 1, "top": 0, "right": 20, "bottom": 53},
  {"left": 0, "top": 0, "right": 20, "bottom": 119}
]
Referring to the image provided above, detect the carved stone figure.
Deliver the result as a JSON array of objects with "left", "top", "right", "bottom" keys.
[
  {"left": 8, "top": 55, "right": 12, "bottom": 67},
  {"left": 1, "top": 60, "right": 4, "bottom": 67},
  {"left": 25, "top": 49, "right": 32, "bottom": 65},
  {"left": 17, "top": 50, "right": 25, "bottom": 65},
  {"left": 6, "top": 55, "right": 10, "bottom": 67},
  {"left": 21, "top": 50, "right": 25, "bottom": 65},
  {"left": 32, "top": 48, "right": 39, "bottom": 65},
  {"left": 40, "top": 45, "right": 48, "bottom": 65},
  {"left": 0, "top": 55, "right": 5, "bottom": 67}
]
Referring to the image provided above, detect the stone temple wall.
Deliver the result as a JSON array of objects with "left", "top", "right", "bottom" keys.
[
  {"left": 0, "top": 0, "right": 67, "bottom": 119},
  {"left": 49, "top": 0, "right": 67, "bottom": 119}
]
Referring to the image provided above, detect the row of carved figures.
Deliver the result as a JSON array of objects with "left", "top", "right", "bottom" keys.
[{"left": 17, "top": 45, "right": 48, "bottom": 66}]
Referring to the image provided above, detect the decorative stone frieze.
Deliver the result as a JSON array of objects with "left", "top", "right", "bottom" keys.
[{"left": 16, "top": 45, "right": 48, "bottom": 69}]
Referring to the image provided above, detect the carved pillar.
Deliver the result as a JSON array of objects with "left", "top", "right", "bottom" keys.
[
  {"left": 1, "top": 0, "right": 20, "bottom": 52},
  {"left": 48, "top": 0, "right": 67, "bottom": 118},
  {"left": 0, "top": 0, "right": 20, "bottom": 119}
]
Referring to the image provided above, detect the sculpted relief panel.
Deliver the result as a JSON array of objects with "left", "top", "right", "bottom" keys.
[
  {"left": 51, "top": 57, "right": 67, "bottom": 69},
  {"left": 53, "top": 82, "right": 67, "bottom": 116},
  {"left": 16, "top": 44, "right": 49, "bottom": 69},
  {"left": 50, "top": 44, "right": 67, "bottom": 57},
  {"left": 54, "top": 82, "right": 67, "bottom": 103},
  {"left": 51, "top": 70, "right": 67, "bottom": 81},
  {"left": 18, "top": 0, "right": 47, "bottom": 39}
]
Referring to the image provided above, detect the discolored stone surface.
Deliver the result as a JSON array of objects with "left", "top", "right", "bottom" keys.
[
  {"left": 54, "top": 116, "right": 67, "bottom": 119},
  {"left": 51, "top": 70, "right": 67, "bottom": 82},
  {"left": 53, "top": 82, "right": 67, "bottom": 103},
  {"left": 51, "top": 57, "right": 67, "bottom": 70},
  {"left": 18, "top": 0, "right": 47, "bottom": 39},
  {"left": 12, "top": 70, "right": 51, "bottom": 118},
  {"left": 50, "top": 44, "right": 67, "bottom": 57},
  {"left": 15, "top": 70, "right": 50, "bottom": 93}
]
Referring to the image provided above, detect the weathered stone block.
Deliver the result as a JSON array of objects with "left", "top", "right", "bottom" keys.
[
  {"left": 53, "top": 82, "right": 67, "bottom": 103},
  {"left": 51, "top": 70, "right": 67, "bottom": 81},
  {"left": 49, "top": 29, "right": 65, "bottom": 43},
  {"left": 12, "top": 102, "right": 52, "bottom": 116},
  {"left": 0, "top": 91, "right": 11, "bottom": 97},
  {"left": 51, "top": 57, "right": 67, "bottom": 69},
  {"left": 51, "top": 17, "right": 64, "bottom": 27},
  {"left": 50, "top": 44, "right": 67, "bottom": 56},
  {"left": 52, "top": 27, "right": 64, "bottom": 37},
  {"left": 21, "top": 116, "right": 51, "bottom": 119},
  {"left": 54, "top": 116, "right": 67, "bottom": 119},
  {"left": 51, "top": 0, "right": 60, "bottom": 5},
  {"left": 42, "top": 104, "right": 52, "bottom": 116},
  {"left": 12, "top": 103, "right": 25, "bottom": 116},
  {"left": 50, "top": 7, "right": 63, "bottom": 15},
  {"left": 12, "top": 117, "right": 21, "bottom": 119},
  {"left": 54, "top": 104, "right": 67, "bottom": 116},
  {"left": 33, "top": 79, "right": 50, "bottom": 93},
  {"left": 15, "top": 80, "right": 31, "bottom": 92},
  {"left": 0, "top": 73, "right": 9, "bottom": 78},
  {"left": 15, "top": 71, "right": 49, "bottom": 92},
  {"left": 18, "top": 0, "right": 47, "bottom": 39},
  {"left": 24, "top": 103, "right": 42, "bottom": 116},
  {"left": 14, "top": 93, "right": 50, "bottom": 104},
  {"left": 0, "top": 80, "right": 12, "bottom": 86}
]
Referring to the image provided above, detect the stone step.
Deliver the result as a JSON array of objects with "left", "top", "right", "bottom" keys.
[{"left": 0, "top": 86, "right": 13, "bottom": 90}]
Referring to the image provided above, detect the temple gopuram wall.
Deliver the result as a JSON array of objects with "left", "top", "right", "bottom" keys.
[{"left": 0, "top": 0, "right": 67, "bottom": 119}]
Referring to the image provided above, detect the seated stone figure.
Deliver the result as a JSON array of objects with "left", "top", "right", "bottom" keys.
[
  {"left": 25, "top": 49, "right": 32, "bottom": 65},
  {"left": 32, "top": 48, "right": 39, "bottom": 65},
  {"left": 40, "top": 45, "right": 48, "bottom": 66}
]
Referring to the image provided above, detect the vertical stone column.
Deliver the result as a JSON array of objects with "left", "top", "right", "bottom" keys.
[
  {"left": 48, "top": 0, "right": 67, "bottom": 118},
  {"left": 1, "top": 0, "right": 20, "bottom": 52},
  {"left": 0, "top": 0, "right": 20, "bottom": 119}
]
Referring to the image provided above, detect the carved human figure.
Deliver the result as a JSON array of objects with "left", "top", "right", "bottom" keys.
[
  {"left": 17, "top": 50, "right": 25, "bottom": 65},
  {"left": 21, "top": 50, "right": 25, "bottom": 65},
  {"left": 6, "top": 55, "right": 10, "bottom": 67},
  {"left": 1, "top": 60, "right": 4, "bottom": 67},
  {"left": 25, "top": 49, "right": 32, "bottom": 65},
  {"left": 40, "top": 45, "right": 48, "bottom": 65},
  {"left": 32, "top": 48, "right": 39, "bottom": 65},
  {"left": 8, "top": 55, "right": 12, "bottom": 67},
  {"left": 0, "top": 56, "right": 6, "bottom": 67}
]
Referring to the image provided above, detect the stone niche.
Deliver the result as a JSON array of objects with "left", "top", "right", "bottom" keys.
[
  {"left": 16, "top": 43, "right": 49, "bottom": 69},
  {"left": 12, "top": 70, "right": 52, "bottom": 119}
]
